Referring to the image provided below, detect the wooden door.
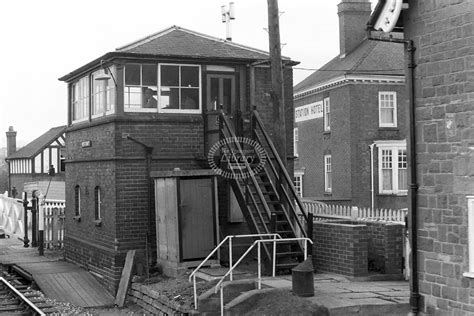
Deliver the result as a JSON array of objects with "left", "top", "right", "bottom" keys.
[{"left": 179, "top": 177, "right": 215, "bottom": 260}]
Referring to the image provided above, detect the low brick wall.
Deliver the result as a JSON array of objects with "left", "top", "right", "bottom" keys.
[
  {"left": 128, "top": 281, "right": 191, "bottom": 315},
  {"left": 312, "top": 220, "right": 404, "bottom": 277},
  {"left": 313, "top": 221, "right": 368, "bottom": 276}
]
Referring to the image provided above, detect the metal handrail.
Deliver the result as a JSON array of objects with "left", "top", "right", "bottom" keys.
[
  {"left": 189, "top": 233, "right": 281, "bottom": 310},
  {"left": 252, "top": 111, "right": 309, "bottom": 230},
  {"left": 0, "top": 277, "right": 45, "bottom": 315},
  {"left": 214, "top": 237, "right": 313, "bottom": 316}
]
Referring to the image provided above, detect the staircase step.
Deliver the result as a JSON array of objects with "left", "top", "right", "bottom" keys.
[
  {"left": 275, "top": 262, "right": 300, "bottom": 270},
  {"left": 276, "top": 251, "right": 303, "bottom": 257}
]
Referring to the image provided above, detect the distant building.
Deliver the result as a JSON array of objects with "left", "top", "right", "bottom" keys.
[
  {"left": 293, "top": 0, "right": 408, "bottom": 210},
  {"left": 369, "top": 0, "right": 474, "bottom": 314},
  {"left": 5, "top": 126, "right": 66, "bottom": 200}
]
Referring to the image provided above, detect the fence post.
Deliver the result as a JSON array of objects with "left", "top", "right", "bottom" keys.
[
  {"left": 31, "top": 197, "right": 38, "bottom": 247},
  {"left": 350, "top": 206, "right": 358, "bottom": 220},
  {"left": 22, "top": 192, "right": 29, "bottom": 248}
]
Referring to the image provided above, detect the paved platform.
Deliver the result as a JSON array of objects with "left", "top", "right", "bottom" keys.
[
  {"left": 0, "top": 236, "right": 114, "bottom": 308},
  {"left": 261, "top": 273, "right": 410, "bottom": 315}
]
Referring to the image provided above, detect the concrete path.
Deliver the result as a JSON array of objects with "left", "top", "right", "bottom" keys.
[{"left": 261, "top": 273, "right": 410, "bottom": 315}]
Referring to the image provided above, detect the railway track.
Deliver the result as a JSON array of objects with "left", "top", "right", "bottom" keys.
[{"left": 0, "top": 266, "right": 58, "bottom": 315}]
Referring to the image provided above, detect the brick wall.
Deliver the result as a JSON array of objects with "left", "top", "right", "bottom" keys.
[
  {"left": 313, "top": 220, "right": 368, "bottom": 276},
  {"left": 403, "top": 0, "right": 474, "bottom": 314},
  {"left": 313, "top": 220, "right": 404, "bottom": 277}
]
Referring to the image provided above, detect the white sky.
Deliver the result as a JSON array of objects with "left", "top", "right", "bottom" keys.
[{"left": 0, "top": 0, "right": 376, "bottom": 148}]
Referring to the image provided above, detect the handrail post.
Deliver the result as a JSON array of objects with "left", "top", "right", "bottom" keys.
[
  {"left": 272, "top": 236, "right": 277, "bottom": 277},
  {"left": 193, "top": 274, "right": 197, "bottom": 309},
  {"left": 304, "top": 239, "right": 308, "bottom": 260},
  {"left": 229, "top": 237, "right": 233, "bottom": 281},
  {"left": 220, "top": 287, "right": 224, "bottom": 316},
  {"left": 258, "top": 242, "right": 262, "bottom": 290}
]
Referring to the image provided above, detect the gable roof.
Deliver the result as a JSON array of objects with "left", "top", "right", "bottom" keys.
[
  {"left": 7, "top": 126, "right": 66, "bottom": 160},
  {"left": 294, "top": 39, "right": 405, "bottom": 94},
  {"left": 60, "top": 26, "right": 297, "bottom": 82}
]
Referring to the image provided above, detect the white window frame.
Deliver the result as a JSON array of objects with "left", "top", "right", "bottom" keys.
[
  {"left": 92, "top": 67, "right": 116, "bottom": 118},
  {"left": 294, "top": 171, "right": 304, "bottom": 198},
  {"left": 71, "top": 76, "right": 90, "bottom": 123},
  {"left": 123, "top": 63, "right": 158, "bottom": 113},
  {"left": 158, "top": 63, "right": 202, "bottom": 114},
  {"left": 323, "top": 97, "right": 330, "bottom": 132},
  {"left": 294, "top": 127, "right": 299, "bottom": 157},
  {"left": 324, "top": 154, "right": 332, "bottom": 193},
  {"left": 376, "top": 140, "right": 407, "bottom": 195},
  {"left": 379, "top": 91, "right": 397, "bottom": 127}
]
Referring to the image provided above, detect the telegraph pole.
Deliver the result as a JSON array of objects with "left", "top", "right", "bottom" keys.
[{"left": 267, "top": 0, "right": 287, "bottom": 169}]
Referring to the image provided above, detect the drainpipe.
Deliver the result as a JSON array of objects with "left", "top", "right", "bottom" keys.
[
  {"left": 369, "top": 143, "right": 375, "bottom": 210},
  {"left": 366, "top": 33, "right": 419, "bottom": 314}
]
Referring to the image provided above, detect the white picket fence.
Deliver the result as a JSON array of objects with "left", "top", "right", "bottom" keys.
[
  {"left": 301, "top": 200, "right": 408, "bottom": 223},
  {"left": 0, "top": 193, "right": 65, "bottom": 248}
]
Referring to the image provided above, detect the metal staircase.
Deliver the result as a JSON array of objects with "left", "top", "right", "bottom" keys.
[{"left": 207, "top": 110, "right": 311, "bottom": 273}]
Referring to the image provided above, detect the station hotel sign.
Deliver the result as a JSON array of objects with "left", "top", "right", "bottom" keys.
[{"left": 295, "top": 101, "right": 323, "bottom": 123}]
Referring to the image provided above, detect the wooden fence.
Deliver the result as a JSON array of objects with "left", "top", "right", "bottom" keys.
[
  {"left": 0, "top": 194, "right": 65, "bottom": 248},
  {"left": 301, "top": 199, "right": 408, "bottom": 223}
]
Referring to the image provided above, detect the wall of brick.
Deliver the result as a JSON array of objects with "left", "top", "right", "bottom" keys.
[
  {"left": 313, "top": 220, "right": 368, "bottom": 276},
  {"left": 403, "top": 0, "right": 474, "bottom": 314},
  {"left": 365, "top": 222, "right": 404, "bottom": 275}
]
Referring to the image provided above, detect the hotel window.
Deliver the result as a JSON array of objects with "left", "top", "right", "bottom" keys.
[
  {"left": 465, "top": 197, "right": 474, "bottom": 278},
  {"left": 74, "top": 185, "right": 81, "bottom": 216},
  {"left": 159, "top": 64, "right": 201, "bottom": 113},
  {"left": 92, "top": 67, "right": 115, "bottom": 117},
  {"left": 294, "top": 128, "right": 299, "bottom": 157},
  {"left": 323, "top": 97, "right": 330, "bottom": 131},
  {"left": 324, "top": 155, "right": 332, "bottom": 193},
  {"left": 377, "top": 142, "right": 407, "bottom": 195},
  {"left": 379, "top": 92, "right": 397, "bottom": 127},
  {"left": 294, "top": 173, "right": 304, "bottom": 197},
  {"left": 72, "top": 76, "right": 89, "bottom": 122},
  {"left": 94, "top": 186, "right": 101, "bottom": 220},
  {"left": 124, "top": 64, "right": 158, "bottom": 112}
]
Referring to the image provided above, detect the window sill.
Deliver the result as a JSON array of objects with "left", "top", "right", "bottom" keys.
[
  {"left": 73, "top": 215, "right": 81, "bottom": 222},
  {"left": 323, "top": 130, "right": 330, "bottom": 135},
  {"left": 463, "top": 272, "right": 474, "bottom": 279},
  {"left": 94, "top": 219, "right": 102, "bottom": 227},
  {"left": 378, "top": 192, "right": 408, "bottom": 196},
  {"left": 378, "top": 126, "right": 399, "bottom": 131},
  {"left": 324, "top": 192, "right": 332, "bottom": 196}
]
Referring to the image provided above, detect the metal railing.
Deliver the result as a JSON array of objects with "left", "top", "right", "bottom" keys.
[
  {"left": 214, "top": 237, "right": 313, "bottom": 316},
  {"left": 189, "top": 233, "right": 281, "bottom": 309}
]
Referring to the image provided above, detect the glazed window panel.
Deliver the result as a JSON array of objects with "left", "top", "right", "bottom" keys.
[
  {"left": 294, "top": 128, "right": 298, "bottom": 157},
  {"left": 323, "top": 97, "right": 330, "bottom": 132},
  {"left": 379, "top": 92, "right": 397, "bottom": 127},
  {"left": 72, "top": 76, "right": 90, "bottom": 122},
  {"left": 159, "top": 64, "right": 201, "bottom": 113},
  {"left": 94, "top": 186, "right": 101, "bottom": 220},
  {"left": 92, "top": 67, "right": 116, "bottom": 117},
  {"left": 75, "top": 186, "right": 81, "bottom": 216},
  {"left": 378, "top": 145, "right": 407, "bottom": 195},
  {"left": 324, "top": 155, "right": 332, "bottom": 193},
  {"left": 124, "top": 64, "right": 158, "bottom": 111}
]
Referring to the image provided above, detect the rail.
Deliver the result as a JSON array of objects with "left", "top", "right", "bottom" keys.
[
  {"left": 214, "top": 237, "right": 313, "bottom": 316},
  {"left": 189, "top": 233, "right": 281, "bottom": 309},
  {"left": 0, "top": 277, "right": 46, "bottom": 315}
]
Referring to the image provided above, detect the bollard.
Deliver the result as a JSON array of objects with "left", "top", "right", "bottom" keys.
[{"left": 292, "top": 255, "right": 314, "bottom": 297}]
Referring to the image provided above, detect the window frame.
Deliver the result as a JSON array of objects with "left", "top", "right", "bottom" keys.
[
  {"left": 92, "top": 67, "right": 116, "bottom": 118},
  {"left": 464, "top": 196, "right": 474, "bottom": 278},
  {"left": 323, "top": 97, "right": 330, "bottom": 132},
  {"left": 71, "top": 76, "right": 90, "bottom": 123},
  {"left": 324, "top": 154, "right": 332, "bottom": 193},
  {"left": 94, "top": 186, "right": 101, "bottom": 220},
  {"left": 74, "top": 185, "right": 81, "bottom": 216},
  {"left": 158, "top": 63, "right": 202, "bottom": 114},
  {"left": 376, "top": 140, "right": 407, "bottom": 195},
  {"left": 294, "top": 172, "right": 304, "bottom": 198},
  {"left": 123, "top": 63, "right": 158, "bottom": 113},
  {"left": 378, "top": 91, "right": 397, "bottom": 128}
]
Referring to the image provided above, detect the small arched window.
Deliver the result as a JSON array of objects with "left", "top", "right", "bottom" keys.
[
  {"left": 74, "top": 185, "right": 81, "bottom": 216},
  {"left": 94, "top": 186, "right": 101, "bottom": 220}
]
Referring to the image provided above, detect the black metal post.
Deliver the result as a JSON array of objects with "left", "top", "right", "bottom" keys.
[
  {"left": 22, "top": 192, "right": 29, "bottom": 248},
  {"left": 307, "top": 213, "right": 313, "bottom": 257},
  {"left": 38, "top": 199, "right": 44, "bottom": 256},
  {"left": 31, "top": 196, "right": 38, "bottom": 247}
]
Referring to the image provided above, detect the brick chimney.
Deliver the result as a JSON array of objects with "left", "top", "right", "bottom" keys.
[
  {"left": 338, "top": 0, "right": 372, "bottom": 57},
  {"left": 6, "top": 126, "right": 17, "bottom": 157}
]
